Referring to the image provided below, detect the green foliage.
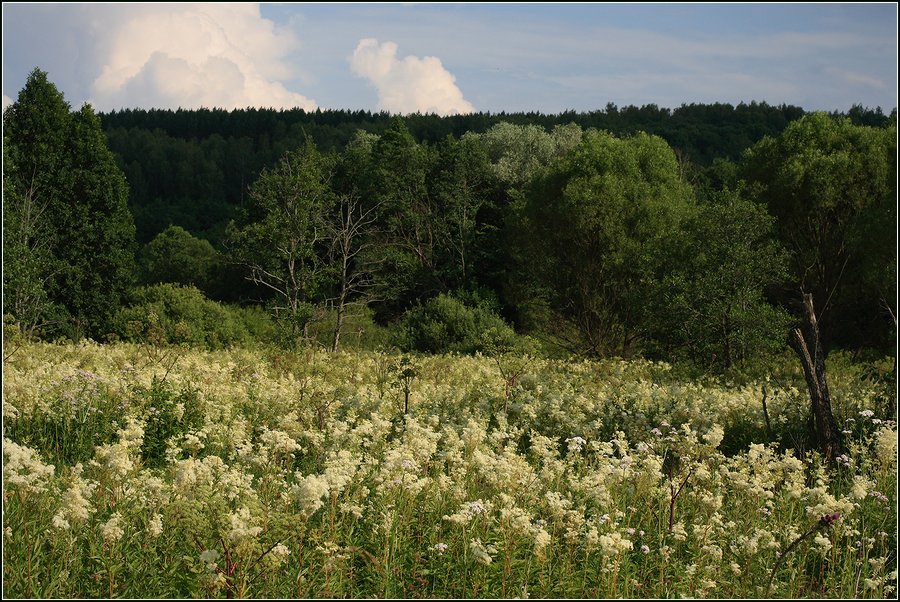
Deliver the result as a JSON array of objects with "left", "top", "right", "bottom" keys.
[
  {"left": 139, "top": 225, "right": 221, "bottom": 295},
  {"left": 517, "top": 129, "right": 694, "bottom": 357},
  {"left": 111, "top": 284, "right": 255, "bottom": 350},
  {"left": 398, "top": 293, "right": 517, "bottom": 354},
  {"left": 3, "top": 69, "right": 137, "bottom": 340},
  {"left": 742, "top": 113, "right": 896, "bottom": 350},
  {"left": 138, "top": 378, "right": 205, "bottom": 468},
  {"left": 228, "top": 139, "right": 336, "bottom": 346},
  {"left": 646, "top": 192, "right": 792, "bottom": 369}
]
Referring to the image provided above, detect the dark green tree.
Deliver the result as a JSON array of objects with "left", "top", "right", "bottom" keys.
[
  {"left": 517, "top": 130, "right": 694, "bottom": 357},
  {"left": 742, "top": 113, "right": 896, "bottom": 348},
  {"left": 4, "top": 69, "right": 137, "bottom": 339},
  {"left": 139, "top": 225, "right": 221, "bottom": 295},
  {"left": 647, "top": 192, "right": 791, "bottom": 369}
]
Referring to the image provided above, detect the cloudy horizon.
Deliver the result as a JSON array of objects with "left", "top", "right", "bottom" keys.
[{"left": 2, "top": 3, "right": 897, "bottom": 116}]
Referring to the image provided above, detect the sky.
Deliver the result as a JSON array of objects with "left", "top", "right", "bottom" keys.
[{"left": 2, "top": 3, "right": 897, "bottom": 116}]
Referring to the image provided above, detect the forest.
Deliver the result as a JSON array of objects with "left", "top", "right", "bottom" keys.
[
  {"left": 4, "top": 68, "right": 896, "bottom": 367},
  {"left": 3, "top": 68, "right": 897, "bottom": 599}
]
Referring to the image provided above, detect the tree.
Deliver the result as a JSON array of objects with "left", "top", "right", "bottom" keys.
[
  {"left": 325, "top": 191, "right": 381, "bottom": 352},
  {"left": 517, "top": 130, "right": 694, "bottom": 357},
  {"left": 742, "top": 113, "right": 896, "bottom": 349},
  {"left": 647, "top": 192, "right": 791, "bottom": 369},
  {"left": 3, "top": 69, "right": 137, "bottom": 339},
  {"left": 3, "top": 69, "right": 72, "bottom": 338},
  {"left": 366, "top": 118, "right": 438, "bottom": 315},
  {"left": 139, "top": 225, "right": 221, "bottom": 295},
  {"left": 228, "top": 140, "right": 335, "bottom": 346},
  {"left": 53, "top": 105, "right": 137, "bottom": 337},
  {"left": 742, "top": 112, "right": 895, "bottom": 459}
]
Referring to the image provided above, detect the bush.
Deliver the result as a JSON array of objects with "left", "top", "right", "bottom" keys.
[
  {"left": 110, "top": 284, "right": 258, "bottom": 349},
  {"left": 307, "top": 305, "right": 394, "bottom": 351},
  {"left": 398, "top": 293, "right": 518, "bottom": 354}
]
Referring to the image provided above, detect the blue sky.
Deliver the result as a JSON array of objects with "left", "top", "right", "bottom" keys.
[{"left": 3, "top": 3, "right": 897, "bottom": 115}]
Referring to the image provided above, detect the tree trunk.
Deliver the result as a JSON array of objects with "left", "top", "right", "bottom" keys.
[
  {"left": 788, "top": 293, "right": 842, "bottom": 463},
  {"left": 331, "top": 301, "right": 345, "bottom": 352}
]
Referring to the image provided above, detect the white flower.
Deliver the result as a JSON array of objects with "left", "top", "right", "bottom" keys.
[
  {"left": 469, "top": 539, "right": 496, "bottom": 566},
  {"left": 267, "top": 543, "right": 290, "bottom": 567},
  {"left": 148, "top": 513, "right": 163, "bottom": 538},
  {"left": 814, "top": 533, "right": 832, "bottom": 554},
  {"left": 565, "top": 436, "right": 586, "bottom": 453},
  {"left": 293, "top": 473, "right": 330, "bottom": 517},
  {"left": 534, "top": 528, "right": 552, "bottom": 561},
  {"left": 200, "top": 548, "right": 220, "bottom": 571},
  {"left": 859, "top": 409, "right": 875, "bottom": 418},
  {"left": 703, "top": 424, "right": 725, "bottom": 449},
  {"left": 433, "top": 542, "right": 449, "bottom": 554},
  {"left": 3, "top": 439, "right": 55, "bottom": 495},
  {"left": 52, "top": 513, "right": 71, "bottom": 530},
  {"left": 101, "top": 512, "right": 125, "bottom": 544}
]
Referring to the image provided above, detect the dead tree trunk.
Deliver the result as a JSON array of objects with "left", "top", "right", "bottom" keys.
[{"left": 788, "top": 293, "right": 842, "bottom": 463}]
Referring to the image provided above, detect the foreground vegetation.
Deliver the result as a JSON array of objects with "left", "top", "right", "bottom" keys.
[{"left": 3, "top": 340, "right": 896, "bottom": 598}]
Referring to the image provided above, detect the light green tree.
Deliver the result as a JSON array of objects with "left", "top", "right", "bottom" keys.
[{"left": 228, "top": 141, "right": 335, "bottom": 347}]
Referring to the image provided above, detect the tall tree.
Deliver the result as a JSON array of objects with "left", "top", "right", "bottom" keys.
[
  {"left": 4, "top": 69, "right": 136, "bottom": 339},
  {"left": 742, "top": 113, "right": 896, "bottom": 348},
  {"left": 53, "top": 104, "right": 137, "bottom": 337},
  {"left": 228, "top": 140, "right": 335, "bottom": 346},
  {"left": 647, "top": 192, "right": 791, "bottom": 369},
  {"left": 517, "top": 130, "right": 694, "bottom": 357}
]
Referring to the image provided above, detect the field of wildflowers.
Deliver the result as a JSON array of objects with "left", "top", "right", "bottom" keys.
[{"left": 3, "top": 340, "right": 896, "bottom": 598}]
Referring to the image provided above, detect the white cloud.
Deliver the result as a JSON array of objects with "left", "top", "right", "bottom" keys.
[
  {"left": 2, "top": 94, "right": 13, "bottom": 111},
  {"left": 90, "top": 3, "right": 316, "bottom": 110},
  {"left": 350, "top": 38, "right": 473, "bottom": 116}
]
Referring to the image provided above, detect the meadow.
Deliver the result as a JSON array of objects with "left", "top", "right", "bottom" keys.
[{"left": 3, "top": 340, "right": 896, "bottom": 598}]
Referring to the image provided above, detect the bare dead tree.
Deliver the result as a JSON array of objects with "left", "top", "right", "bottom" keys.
[
  {"left": 788, "top": 292, "right": 843, "bottom": 463},
  {"left": 326, "top": 193, "right": 382, "bottom": 352}
]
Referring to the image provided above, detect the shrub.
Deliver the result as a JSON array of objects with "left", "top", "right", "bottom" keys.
[
  {"left": 110, "top": 284, "right": 254, "bottom": 349},
  {"left": 398, "top": 293, "right": 518, "bottom": 354}
]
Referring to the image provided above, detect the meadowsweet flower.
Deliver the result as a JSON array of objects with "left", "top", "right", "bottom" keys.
[
  {"left": 4, "top": 439, "right": 55, "bottom": 495},
  {"left": 52, "top": 514, "right": 71, "bottom": 530},
  {"left": 101, "top": 512, "right": 125, "bottom": 544},
  {"left": 265, "top": 543, "right": 290, "bottom": 568},
  {"left": 228, "top": 506, "right": 262, "bottom": 556},
  {"left": 859, "top": 409, "right": 875, "bottom": 418},
  {"left": 813, "top": 533, "right": 832, "bottom": 554},
  {"left": 469, "top": 539, "right": 496, "bottom": 565},
  {"left": 433, "top": 542, "right": 448, "bottom": 554},
  {"left": 598, "top": 531, "right": 633, "bottom": 556},
  {"left": 293, "top": 473, "right": 330, "bottom": 517},
  {"left": 874, "top": 426, "right": 897, "bottom": 468},
  {"left": 641, "top": 544, "right": 650, "bottom": 554},
  {"left": 200, "top": 548, "right": 220, "bottom": 571},
  {"left": 863, "top": 578, "right": 881, "bottom": 590},
  {"left": 566, "top": 436, "right": 586, "bottom": 453},
  {"left": 323, "top": 450, "right": 359, "bottom": 495},
  {"left": 703, "top": 424, "right": 725, "bottom": 449},
  {"left": 534, "top": 528, "right": 552, "bottom": 561},
  {"left": 148, "top": 513, "right": 163, "bottom": 538}
]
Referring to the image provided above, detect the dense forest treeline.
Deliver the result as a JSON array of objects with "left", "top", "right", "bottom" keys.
[{"left": 4, "top": 68, "right": 897, "bottom": 370}]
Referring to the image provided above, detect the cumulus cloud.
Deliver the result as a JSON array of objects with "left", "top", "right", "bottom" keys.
[
  {"left": 2, "top": 95, "right": 13, "bottom": 111},
  {"left": 90, "top": 4, "right": 315, "bottom": 110},
  {"left": 350, "top": 38, "right": 474, "bottom": 116}
]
